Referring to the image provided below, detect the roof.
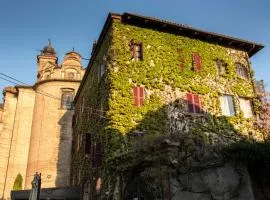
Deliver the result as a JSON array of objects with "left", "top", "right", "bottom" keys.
[
  {"left": 120, "top": 12, "right": 264, "bottom": 57},
  {"left": 74, "top": 12, "right": 264, "bottom": 103}
]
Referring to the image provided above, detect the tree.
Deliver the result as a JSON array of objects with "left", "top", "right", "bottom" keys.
[{"left": 13, "top": 173, "right": 23, "bottom": 190}]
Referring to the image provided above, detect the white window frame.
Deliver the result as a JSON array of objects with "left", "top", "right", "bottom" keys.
[
  {"left": 239, "top": 97, "right": 253, "bottom": 118},
  {"left": 220, "top": 95, "right": 235, "bottom": 116}
]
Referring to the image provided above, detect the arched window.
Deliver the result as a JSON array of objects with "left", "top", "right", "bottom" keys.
[{"left": 61, "top": 92, "right": 74, "bottom": 109}]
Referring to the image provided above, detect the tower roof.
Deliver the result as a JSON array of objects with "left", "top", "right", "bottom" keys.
[{"left": 41, "top": 39, "right": 56, "bottom": 56}]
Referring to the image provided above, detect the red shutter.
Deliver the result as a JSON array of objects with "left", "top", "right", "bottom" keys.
[
  {"left": 186, "top": 93, "right": 194, "bottom": 113},
  {"left": 139, "top": 87, "right": 144, "bottom": 106},
  {"left": 133, "top": 86, "right": 144, "bottom": 107},
  {"left": 193, "top": 53, "right": 202, "bottom": 71},
  {"left": 193, "top": 94, "right": 201, "bottom": 113},
  {"left": 133, "top": 87, "right": 139, "bottom": 107}
]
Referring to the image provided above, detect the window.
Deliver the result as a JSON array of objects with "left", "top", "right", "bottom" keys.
[
  {"left": 92, "top": 143, "right": 102, "bottom": 168},
  {"left": 81, "top": 98, "right": 85, "bottom": 113},
  {"left": 256, "top": 80, "right": 265, "bottom": 95},
  {"left": 239, "top": 98, "right": 253, "bottom": 118},
  {"left": 72, "top": 114, "right": 76, "bottom": 128},
  {"left": 64, "top": 69, "right": 77, "bottom": 79},
  {"left": 67, "top": 72, "right": 75, "bottom": 79},
  {"left": 78, "top": 168, "right": 81, "bottom": 183},
  {"left": 99, "top": 64, "right": 105, "bottom": 78},
  {"left": 235, "top": 63, "right": 249, "bottom": 79},
  {"left": 186, "top": 93, "right": 202, "bottom": 113},
  {"left": 192, "top": 53, "right": 202, "bottom": 71},
  {"left": 133, "top": 86, "right": 144, "bottom": 107},
  {"left": 129, "top": 40, "right": 143, "bottom": 61},
  {"left": 133, "top": 44, "right": 143, "bottom": 61},
  {"left": 61, "top": 92, "right": 74, "bottom": 109},
  {"left": 220, "top": 95, "right": 235, "bottom": 116},
  {"left": 216, "top": 60, "right": 228, "bottom": 75},
  {"left": 83, "top": 182, "right": 90, "bottom": 200},
  {"left": 77, "top": 134, "right": 82, "bottom": 152}
]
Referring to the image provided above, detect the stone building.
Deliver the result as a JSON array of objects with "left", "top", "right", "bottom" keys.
[
  {"left": 71, "top": 13, "right": 268, "bottom": 200},
  {"left": 0, "top": 42, "right": 85, "bottom": 199}
]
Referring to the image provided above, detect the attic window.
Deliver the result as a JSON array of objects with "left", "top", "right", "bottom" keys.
[
  {"left": 235, "top": 63, "right": 249, "bottom": 79},
  {"left": 216, "top": 60, "right": 228, "bottom": 75},
  {"left": 129, "top": 40, "right": 143, "bottom": 61}
]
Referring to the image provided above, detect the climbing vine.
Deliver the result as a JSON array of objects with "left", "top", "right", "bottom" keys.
[{"left": 72, "top": 19, "right": 265, "bottom": 198}]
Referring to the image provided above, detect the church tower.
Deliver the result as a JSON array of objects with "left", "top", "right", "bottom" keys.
[
  {"left": 24, "top": 42, "right": 85, "bottom": 188},
  {"left": 37, "top": 40, "right": 58, "bottom": 81}
]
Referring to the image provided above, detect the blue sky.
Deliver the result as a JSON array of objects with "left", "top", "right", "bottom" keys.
[{"left": 0, "top": 0, "right": 269, "bottom": 101}]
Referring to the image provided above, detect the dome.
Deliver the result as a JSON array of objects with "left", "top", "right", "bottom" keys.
[{"left": 41, "top": 40, "right": 56, "bottom": 56}]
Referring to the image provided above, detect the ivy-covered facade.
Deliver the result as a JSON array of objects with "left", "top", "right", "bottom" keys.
[{"left": 71, "top": 13, "right": 266, "bottom": 200}]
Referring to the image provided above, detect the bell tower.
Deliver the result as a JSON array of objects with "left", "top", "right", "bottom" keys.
[{"left": 37, "top": 40, "right": 58, "bottom": 81}]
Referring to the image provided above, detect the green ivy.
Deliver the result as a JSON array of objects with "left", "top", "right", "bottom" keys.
[{"left": 72, "top": 20, "right": 264, "bottom": 191}]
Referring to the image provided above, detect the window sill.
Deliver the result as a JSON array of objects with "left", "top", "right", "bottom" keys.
[{"left": 183, "top": 112, "right": 205, "bottom": 117}]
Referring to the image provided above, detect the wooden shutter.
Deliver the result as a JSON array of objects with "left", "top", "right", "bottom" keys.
[
  {"left": 140, "top": 43, "right": 144, "bottom": 60},
  {"left": 187, "top": 93, "right": 194, "bottom": 113},
  {"left": 133, "top": 86, "right": 144, "bottom": 107},
  {"left": 139, "top": 87, "right": 144, "bottom": 106},
  {"left": 193, "top": 53, "right": 202, "bottom": 71}
]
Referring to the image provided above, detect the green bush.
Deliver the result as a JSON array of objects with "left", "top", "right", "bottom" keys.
[{"left": 13, "top": 173, "right": 23, "bottom": 190}]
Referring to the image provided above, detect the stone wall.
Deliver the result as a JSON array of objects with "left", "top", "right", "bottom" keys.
[
  {"left": 25, "top": 80, "right": 80, "bottom": 189},
  {"left": 3, "top": 88, "right": 35, "bottom": 198},
  {"left": 0, "top": 90, "right": 18, "bottom": 198}
]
